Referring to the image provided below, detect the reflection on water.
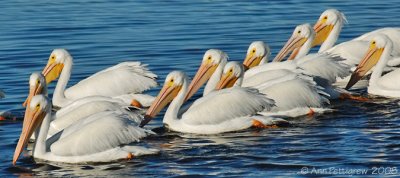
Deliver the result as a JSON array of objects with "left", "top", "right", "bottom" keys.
[{"left": 1, "top": 0, "right": 400, "bottom": 177}]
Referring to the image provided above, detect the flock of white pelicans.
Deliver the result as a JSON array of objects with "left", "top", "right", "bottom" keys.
[{"left": 8, "top": 9, "right": 400, "bottom": 165}]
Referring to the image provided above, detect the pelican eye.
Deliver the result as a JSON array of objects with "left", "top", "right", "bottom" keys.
[
  {"left": 170, "top": 79, "right": 174, "bottom": 83},
  {"left": 297, "top": 30, "right": 301, "bottom": 34},
  {"left": 372, "top": 41, "right": 376, "bottom": 45},
  {"left": 252, "top": 49, "right": 256, "bottom": 53},
  {"left": 36, "top": 104, "right": 40, "bottom": 108},
  {"left": 37, "top": 80, "right": 40, "bottom": 84},
  {"left": 51, "top": 55, "right": 56, "bottom": 60},
  {"left": 229, "top": 68, "right": 233, "bottom": 73},
  {"left": 323, "top": 16, "right": 328, "bottom": 20}
]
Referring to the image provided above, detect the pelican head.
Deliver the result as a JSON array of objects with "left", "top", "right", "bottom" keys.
[
  {"left": 313, "top": 9, "right": 347, "bottom": 47},
  {"left": 184, "top": 49, "right": 228, "bottom": 101},
  {"left": 346, "top": 34, "right": 392, "bottom": 89},
  {"left": 273, "top": 23, "right": 314, "bottom": 62},
  {"left": 243, "top": 41, "right": 271, "bottom": 69},
  {"left": 216, "top": 61, "right": 244, "bottom": 90},
  {"left": 23, "top": 72, "right": 47, "bottom": 107},
  {"left": 13, "top": 95, "right": 50, "bottom": 165},
  {"left": 42, "top": 49, "right": 72, "bottom": 84},
  {"left": 141, "top": 71, "right": 187, "bottom": 127}
]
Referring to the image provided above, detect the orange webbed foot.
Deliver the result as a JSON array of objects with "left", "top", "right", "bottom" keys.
[
  {"left": 130, "top": 99, "right": 143, "bottom": 108},
  {"left": 307, "top": 108, "right": 315, "bottom": 117},
  {"left": 126, "top": 153, "right": 134, "bottom": 160},
  {"left": 339, "top": 93, "right": 369, "bottom": 101},
  {"left": 252, "top": 119, "right": 279, "bottom": 129}
]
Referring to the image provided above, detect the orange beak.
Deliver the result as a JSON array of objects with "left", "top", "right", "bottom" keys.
[
  {"left": 42, "top": 61, "right": 64, "bottom": 84},
  {"left": 140, "top": 84, "right": 181, "bottom": 127},
  {"left": 273, "top": 35, "right": 308, "bottom": 62},
  {"left": 23, "top": 83, "right": 43, "bottom": 107},
  {"left": 13, "top": 105, "right": 45, "bottom": 165},
  {"left": 243, "top": 53, "right": 263, "bottom": 70},
  {"left": 312, "top": 21, "right": 334, "bottom": 47},
  {"left": 215, "top": 73, "right": 238, "bottom": 90},
  {"left": 184, "top": 63, "right": 218, "bottom": 101},
  {"left": 287, "top": 47, "right": 301, "bottom": 61},
  {"left": 346, "top": 46, "right": 384, "bottom": 90}
]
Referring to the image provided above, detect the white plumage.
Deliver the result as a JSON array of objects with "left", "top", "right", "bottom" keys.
[
  {"left": 273, "top": 23, "right": 351, "bottom": 84},
  {"left": 65, "top": 62, "right": 157, "bottom": 99},
  {"left": 184, "top": 49, "right": 329, "bottom": 117},
  {"left": 42, "top": 49, "right": 157, "bottom": 108},
  {"left": 13, "top": 95, "right": 157, "bottom": 165},
  {"left": 294, "top": 53, "right": 350, "bottom": 85},
  {"left": 346, "top": 35, "right": 400, "bottom": 98},
  {"left": 24, "top": 72, "right": 145, "bottom": 139},
  {"left": 219, "top": 62, "right": 330, "bottom": 117},
  {"left": 49, "top": 111, "right": 150, "bottom": 157},
  {"left": 182, "top": 87, "right": 274, "bottom": 126},
  {"left": 248, "top": 72, "right": 329, "bottom": 112},
  {"left": 48, "top": 99, "right": 142, "bottom": 138},
  {"left": 312, "top": 9, "right": 400, "bottom": 83},
  {"left": 325, "top": 28, "right": 400, "bottom": 67},
  {"left": 143, "top": 71, "right": 283, "bottom": 135}
]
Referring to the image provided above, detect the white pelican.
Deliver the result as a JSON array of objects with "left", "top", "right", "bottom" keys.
[
  {"left": 41, "top": 49, "right": 157, "bottom": 108},
  {"left": 269, "top": 24, "right": 369, "bottom": 100},
  {"left": 23, "top": 72, "right": 144, "bottom": 139},
  {"left": 313, "top": 9, "right": 400, "bottom": 67},
  {"left": 23, "top": 73, "right": 47, "bottom": 107},
  {"left": 271, "top": 24, "right": 350, "bottom": 81},
  {"left": 346, "top": 35, "right": 400, "bottom": 98},
  {"left": 185, "top": 49, "right": 228, "bottom": 99},
  {"left": 140, "top": 71, "right": 286, "bottom": 134},
  {"left": 184, "top": 49, "right": 329, "bottom": 117},
  {"left": 215, "top": 61, "right": 330, "bottom": 117},
  {"left": 13, "top": 94, "right": 157, "bottom": 165}
]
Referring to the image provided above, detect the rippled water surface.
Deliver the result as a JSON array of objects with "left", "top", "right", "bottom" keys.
[{"left": 1, "top": 0, "right": 400, "bottom": 177}]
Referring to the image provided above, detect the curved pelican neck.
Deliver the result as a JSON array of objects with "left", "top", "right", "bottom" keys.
[
  {"left": 259, "top": 55, "right": 269, "bottom": 65},
  {"left": 53, "top": 56, "right": 73, "bottom": 107},
  {"left": 235, "top": 75, "right": 244, "bottom": 86},
  {"left": 33, "top": 106, "right": 52, "bottom": 157},
  {"left": 296, "top": 36, "right": 314, "bottom": 59},
  {"left": 318, "top": 20, "right": 343, "bottom": 52},
  {"left": 163, "top": 79, "right": 188, "bottom": 126},
  {"left": 370, "top": 44, "right": 392, "bottom": 86},
  {"left": 203, "top": 60, "right": 227, "bottom": 96}
]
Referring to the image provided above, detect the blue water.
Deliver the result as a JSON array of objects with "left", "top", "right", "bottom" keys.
[{"left": 1, "top": 0, "right": 400, "bottom": 177}]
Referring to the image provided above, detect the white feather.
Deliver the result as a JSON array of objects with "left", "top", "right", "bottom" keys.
[
  {"left": 375, "top": 69, "right": 400, "bottom": 90},
  {"left": 182, "top": 87, "right": 274, "bottom": 126},
  {"left": 326, "top": 40, "right": 370, "bottom": 66},
  {"left": 240, "top": 66, "right": 329, "bottom": 113},
  {"left": 112, "top": 93, "right": 155, "bottom": 107},
  {"left": 256, "top": 76, "right": 329, "bottom": 111},
  {"left": 55, "top": 96, "right": 127, "bottom": 117},
  {"left": 244, "top": 61, "right": 298, "bottom": 80},
  {"left": 50, "top": 111, "right": 153, "bottom": 157},
  {"left": 353, "top": 28, "right": 400, "bottom": 55},
  {"left": 326, "top": 28, "right": 400, "bottom": 67},
  {"left": 295, "top": 53, "right": 351, "bottom": 84},
  {"left": 24, "top": 95, "right": 157, "bottom": 164},
  {"left": 65, "top": 62, "right": 157, "bottom": 99},
  {"left": 48, "top": 100, "right": 142, "bottom": 138}
]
